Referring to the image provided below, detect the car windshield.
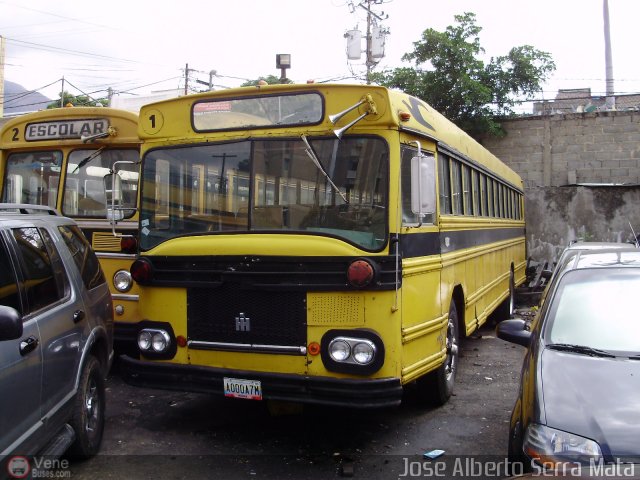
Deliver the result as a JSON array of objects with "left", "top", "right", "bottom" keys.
[
  {"left": 546, "top": 268, "right": 640, "bottom": 355},
  {"left": 139, "top": 137, "right": 388, "bottom": 251}
]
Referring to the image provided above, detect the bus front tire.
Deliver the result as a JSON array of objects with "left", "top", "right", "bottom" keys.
[{"left": 416, "top": 301, "right": 459, "bottom": 406}]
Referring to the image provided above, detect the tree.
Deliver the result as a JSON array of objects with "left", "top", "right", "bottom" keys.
[
  {"left": 241, "top": 75, "right": 293, "bottom": 87},
  {"left": 370, "top": 13, "right": 555, "bottom": 137},
  {"left": 47, "top": 91, "right": 108, "bottom": 109}
]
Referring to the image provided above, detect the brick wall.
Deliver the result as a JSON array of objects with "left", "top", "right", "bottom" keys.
[
  {"left": 479, "top": 111, "right": 640, "bottom": 265},
  {"left": 481, "top": 111, "right": 640, "bottom": 188}
]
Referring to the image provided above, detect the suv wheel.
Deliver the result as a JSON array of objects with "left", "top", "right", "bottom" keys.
[{"left": 69, "top": 355, "right": 105, "bottom": 458}]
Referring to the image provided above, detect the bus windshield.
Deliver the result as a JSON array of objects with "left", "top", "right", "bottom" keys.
[
  {"left": 1, "top": 148, "right": 139, "bottom": 218},
  {"left": 1, "top": 151, "right": 63, "bottom": 207},
  {"left": 193, "top": 92, "right": 323, "bottom": 131},
  {"left": 64, "top": 148, "right": 139, "bottom": 217},
  {"left": 140, "top": 136, "right": 388, "bottom": 251}
]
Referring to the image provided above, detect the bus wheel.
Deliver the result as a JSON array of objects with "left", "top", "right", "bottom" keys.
[
  {"left": 494, "top": 268, "right": 515, "bottom": 323},
  {"left": 416, "top": 301, "right": 459, "bottom": 406}
]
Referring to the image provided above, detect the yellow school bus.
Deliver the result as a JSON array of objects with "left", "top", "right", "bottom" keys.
[
  {"left": 117, "top": 83, "right": 526, "bottom": 408},
  {"left": 0, "top": 107, "right": 142, "bottom": 355}
]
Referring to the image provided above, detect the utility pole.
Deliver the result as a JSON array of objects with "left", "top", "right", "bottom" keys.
[
  {"left": 60, "top": 77, "right": 65, "bottom": 108},
  {"left": 0, "top": 36, "right": 5, "bottom": 117},
  {"left": 344, "top": 0, "right": 388, "bottom": 84},
  {"left": 364, "top": 1, "right": 376, "bottom": 84},
  {"left": 193, "top": 70, "right": 217, "bottom": 91},
  {"left": 603, "top": 0, "right": 615, "bottom": 110},
  {"left": 184, "top": 63, "right": 189, "bottom": 96}
]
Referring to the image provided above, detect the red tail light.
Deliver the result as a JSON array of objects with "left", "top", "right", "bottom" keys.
[
  {"left": 347, "top": 259, "right": 375, "bottom": 288},
  {"left": 130, "top": 258, "right": 153, "bottom": 284},
  {"left": 121, "top": 236, "right": 137, "bottom": 254}
]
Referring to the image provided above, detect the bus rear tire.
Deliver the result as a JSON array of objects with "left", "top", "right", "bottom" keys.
[
  {"left": 416, "top": 301, "right": 459, "bottom": 406},
  {"left": 494, "top": 268, "right": 515, "bottom": 323}
]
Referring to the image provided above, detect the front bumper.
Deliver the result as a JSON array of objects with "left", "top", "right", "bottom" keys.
[
  {"left": 119, "top": 355, "right": 403, "bottom": 409},
  {"left": 113, "top": 321, "right": 140, "bottom": 357}
]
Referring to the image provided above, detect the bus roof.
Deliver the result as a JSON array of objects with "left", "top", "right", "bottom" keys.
[
  {"left": 1, "top": 106, "right": 140, "bottom": 147},
  {"left": 138, "top": 83, "right": 522, "bottom": 189}
]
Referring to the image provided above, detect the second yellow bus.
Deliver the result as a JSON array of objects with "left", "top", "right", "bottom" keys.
[{"left": 0, "top": 107, "right": 142, "bottom": 355}]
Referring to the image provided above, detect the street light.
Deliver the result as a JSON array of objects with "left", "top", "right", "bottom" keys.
[{"left": 276, "top": 54, "right": 291, "bottom": 83}]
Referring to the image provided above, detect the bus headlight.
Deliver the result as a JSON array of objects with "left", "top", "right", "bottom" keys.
[
  {"left": 352, "top": 341, "right": 375, "bottom": 365},
  {"left": 138, "top": 328, "right": 171, "bottom": 353},
  {"left": 328, "top": 339, "right": 351, "bottom": 362},
  {"left": 138, "top": 330, "right": 152, "bottom": 351},
  {"left": 113, "top": 270, "right": 133, "bottom": 292},
  {"left": 321, "top": 330, "right": 384, "bottom": 375},
  {"left": 151, "top": 330, "right": 171, "bottom": 352}
]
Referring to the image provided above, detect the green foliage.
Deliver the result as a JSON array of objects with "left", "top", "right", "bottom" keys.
[
  {"left": 371, "top": 13, "right": 555, "bottom": 137},
  {"left": 47, "top": 91, "right": 108, "bottom": 109},
  {"left": 241, "top": 75, "right": 293, "bottom": 87}
]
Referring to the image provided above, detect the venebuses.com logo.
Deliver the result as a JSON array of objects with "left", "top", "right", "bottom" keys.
[
  {"left": 5, "top": 455, "right": 71, "bottom": 479},
  {"left": 6, "top": 456, "right": 30, "bottom": 479}
]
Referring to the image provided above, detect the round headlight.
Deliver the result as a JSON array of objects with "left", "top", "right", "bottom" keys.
[
  {"left": 352, "top": 341, "right": 375, "bottom": 365},
  {"left": 138, "top": 330, "right": 152, "bottom": 351},
  {"left": 152, "top": 330, "right": 171, "bottom": 353},
  {"left": 328, "top": 339, "right": 351, "bottom": 362},
  {"left": 113, "top": 270, "right": 133, "bottom": 292}
]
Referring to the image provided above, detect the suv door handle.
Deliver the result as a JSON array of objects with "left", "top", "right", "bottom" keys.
[
  {"left": 73, "top": 310, "right": 85, "bottom": 323},
  {"left": 19, "top": 336, "right": 39, "bottom": 356}
]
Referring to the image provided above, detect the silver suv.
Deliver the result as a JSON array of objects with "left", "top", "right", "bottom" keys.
[{"left": 0, "top": 204, "right": 113, "bottom": 466}]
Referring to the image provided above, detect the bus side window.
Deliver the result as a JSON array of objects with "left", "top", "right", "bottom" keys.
[{"left": 438, "top": 154, "right": 452, "bottom": 215}]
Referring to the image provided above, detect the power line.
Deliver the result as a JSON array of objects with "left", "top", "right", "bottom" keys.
[
  {"left": 0, "top": 0, "right": 124, "bottom": 32},
  {"left": 0, "top": 78, "right": 61, "bottom": 106},
  {"left": 62, "top": 79, "right": 106, "bottom": 104},
  {"left": 4, "top": 37, "right": 142, "bottom": 64}
]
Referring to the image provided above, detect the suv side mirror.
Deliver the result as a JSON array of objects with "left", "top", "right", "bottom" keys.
[{"left": 0, "top": 306, "right": 22, "bottom": 341}]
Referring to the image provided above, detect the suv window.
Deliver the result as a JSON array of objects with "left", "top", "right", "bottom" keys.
[
  {"left": 0, "top": 238, "right": 21, "bottom": 311},
  {"left": 12, "top": 227, "right": 66, "bottom": 313},
  {"left": 40, "top": 227, "right": 71, "bottom": 299},
  {"left": 58, "top": 225, "right": 106, "bottom": 290}
]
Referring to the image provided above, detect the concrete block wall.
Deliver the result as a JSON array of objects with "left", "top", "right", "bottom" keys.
[{"left": 479, "top": 111, "right": 640, "bottom": 265}]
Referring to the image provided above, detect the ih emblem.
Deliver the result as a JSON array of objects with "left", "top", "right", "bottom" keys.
[{"left": 235, "top": 312, "right": 251, "bottom": 332}]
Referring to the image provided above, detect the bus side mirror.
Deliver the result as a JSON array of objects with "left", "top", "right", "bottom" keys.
[
  {"left": 104, "top": 173, "right": 125, "bottom": 222},
  {"left": 410, "top": 155, "right": 436, "bottom": 218}
]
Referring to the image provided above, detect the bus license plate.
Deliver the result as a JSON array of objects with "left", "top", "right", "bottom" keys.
[{"left": 223, "top": 377, "right": 262, "bottom": 400}]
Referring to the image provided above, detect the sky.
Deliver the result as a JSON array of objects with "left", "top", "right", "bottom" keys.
[{"left": 2, "top": 0, "right": 639, "bottom": 113}]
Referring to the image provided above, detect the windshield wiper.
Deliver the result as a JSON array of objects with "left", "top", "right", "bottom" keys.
[
  {"left": 547, "top": 343, "right": 616, "bottom": 358},
  {"left": 300, "top": 135, "right": 348, "bottom": 204},
  {"left": 72, "top": 146, "right": 106, "bottom": 174}
]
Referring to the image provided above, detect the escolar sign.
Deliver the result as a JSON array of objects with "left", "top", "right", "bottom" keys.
[{"left": 25, "top": 118, "right": 109, "bottom": 141}]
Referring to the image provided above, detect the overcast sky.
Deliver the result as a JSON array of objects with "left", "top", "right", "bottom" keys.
[{"left": 2, "top": 0, "right": 638, "bottom": 112}]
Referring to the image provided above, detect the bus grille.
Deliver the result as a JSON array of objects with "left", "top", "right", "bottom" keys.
[
  {"left": 187, "top": 284, "right": 307, "bottom": 347},
  {"left": 92, "top": 231, "right": 122, "bottom": 252}
]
